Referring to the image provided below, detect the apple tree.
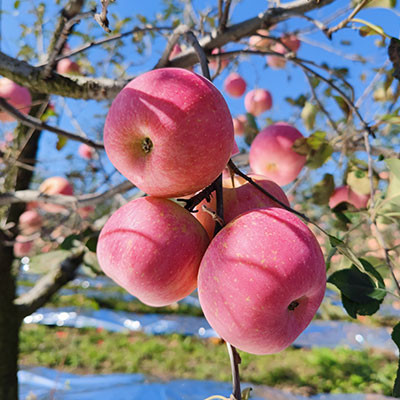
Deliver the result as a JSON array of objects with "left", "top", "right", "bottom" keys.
[{"left": 1, "top": 1, "right": 400, "bottom": 400}]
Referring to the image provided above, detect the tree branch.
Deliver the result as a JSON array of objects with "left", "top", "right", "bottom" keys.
[
  {"left": 15, "top": 251, "right": 84, "bottom": 319},
  {"left": 94, "top": 0, "right": 112, "bottom": 33},
  {"left": 0, "top": 98, "right": 104, "bottom": 149}
]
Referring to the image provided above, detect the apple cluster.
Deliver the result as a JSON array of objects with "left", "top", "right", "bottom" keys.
[{"left": 97, "top": 67, "right": 326, "bottom": 355}]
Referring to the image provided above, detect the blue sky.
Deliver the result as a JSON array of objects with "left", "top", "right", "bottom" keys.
[{"left": 1, "top": 0, "right": 399, "bottom": 193}]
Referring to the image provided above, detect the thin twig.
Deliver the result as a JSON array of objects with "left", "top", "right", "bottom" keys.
[
  {"left": 0, "top": 98, "right": 104, "bottom": 150},
  {"left": 94, "top": 0, "right": 112, "bottom": 32},
  {"left": 219, "top": 0, "right": 232, "bottom": 34},
  {"left": 184, "top": 31, "right": 211, "bottom": 80}
]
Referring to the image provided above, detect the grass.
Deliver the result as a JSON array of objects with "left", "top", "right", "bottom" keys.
[{"left": 20, "top": 324, "right": 397, "bottom": 396}]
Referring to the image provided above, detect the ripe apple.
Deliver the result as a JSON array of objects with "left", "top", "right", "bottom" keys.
[
  {"left": 0, "top": 78, "right": 32, "bottom": 122},
  {"left": 266, "top": 43, "right": 287, "bottom": 70},
  {"left": 19, "top": 210, "right": 43, "bottom": 235},
  {"left": 224, "top": 73, "right": 247, "bottom": 98},
  {"left": 103, "top": 68, "right": 234, "bottom": 198},
  {"left": 97, "top": 196, "right": 210, "bottom": 307},
  {"left": 39, "top": 176, "right": 74, "bottom": 213},
  {"left": 281, "top": 34, "right": 301, "bottom": 53},
  {"left": 249, "top": 29, "right": 272, "bottom": 50},
  {"left": 78, "top": 143, "right": 95, "bottom": 160},
  {"left": 193, "top": 174, "right": 290, "bottom": 239},
  {"left": 209, "top": 48, "right": 230, "bottom": 71},
  {"left": 198, "top": 207, "right": 326, "bottom": 354},
  {"left": 244, "top": 89, "right": 273, "bottom": 116},
  {"left": 329, "top": 185, "right": 369, "bottom": 210},
  {"left": 56, "top": 58, "right": 81, "bottom": 75},
  {"left": 14, "top": 235, "right": 34, "bottom": 257},
  {"left": 233, "top": 115, "right": 246, "bottom": 136},
  {"left": 249, "top": 122, "right": 306, "bottom": 186},
  {"left": 77, "top": 205, "right": 94, "bottom": 219}
]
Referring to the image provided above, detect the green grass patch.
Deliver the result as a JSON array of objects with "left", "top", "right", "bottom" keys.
[{"left": 20, "top": 324, "right": 397, "bottom": 395}]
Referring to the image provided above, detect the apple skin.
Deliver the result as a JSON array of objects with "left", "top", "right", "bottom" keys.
[
  {"left": 19, "top": 210, "right": 43, "bottom": 235},
  {"left": 233, "top": 115, "right": 246, "bottom": 136},
  {"left": 14, "top": 235, "right": 34, "bottom": 257},
  {"left": 249, "top": 29, "right": 272, "bottom": 50},
  {"left": 281, "top": 34, "right": 301, "bottom": 52},
  {"left": 0, "top": 78, "right": 32, "bottom": 122},
  {"left": 104, "top": 68, "right": 233, "bottom": 198},
  {"left": 329, "top": 185, "right": 369, "bottom": 210},
  {"left": 224, "top": 73, "right": 247, "bottom": 98},
  {"left": 56, "top": 58, "right": 81, "bottom": 75},
  {"left": 198, "top": 207, "right": 326, "bottom": 355},
  {"left": 244, "top": 89, "right": 272, "bottom": 116},
  {"left": 193, "top": 174, "right": 290, "bottom": 239},
  {"left": 39, "top": 176, "right": 74, "bottom": 213},
  {"left": 78, "top": 144, "right": 95, "bottom": 160},
  {"left": 266, "top": 43, "right": 287, "bottom": 70},
  {"left": 249, "top": 122, "right": 306, "bottom": 186},
  {"left": 97, "top": 196, "right": 210, "bottom": 307}
]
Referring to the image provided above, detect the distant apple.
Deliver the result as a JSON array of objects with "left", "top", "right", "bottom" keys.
[
  {"left": 97, "top": 196, "right": 210, "bottom": 307},
  {"left": 78, "top": 144, "right": 95, "bottom": 160},
  {"left": 266, "top": 43, "right": 287, "bottom": 70},
  {"left": 56, "top": 58, "right": 81, "bottom": 75},
  {"left": 19, "top": 210, "right": 43, "bottom": 235},
  {"left": 232, "top": 115, "right": 247, "bottom": 136},
  {"left": 77, "top": 205, "right": 94, "bottom": 219},
  {"left": 249, "top": 29, "right": 272, "bottom": 50},
  {"left": 329, "top": 185, "right": 369, "bottom": 210},
  {"left": 39, "top": 176, "right": 74, "bottom": 213},
  {"left": 0, "top": 78, "right": 32, "bottom": 122},
  {"left": 104, "top": 68, "right": 233, "bottom": 198},
  {"left": 209, "top": 48, "right": 229, "bottom": 71},
  {"left": 198, "top": 207, "right": 326, "bottom": 354},
  {"left": 14, "top": 235, "right": 34, "bottom": 257},
  {"left": 249, "top": 122, "right": 306, "bottom": 186},
  {"left": 281, "top": 34, "right": 301, "bottom": 52},
  {"left": 244, "top": 89, "right": 273, "bottom": 116},
  {"left": 224, "top": 73, "right": 247, "bottom": 98}
]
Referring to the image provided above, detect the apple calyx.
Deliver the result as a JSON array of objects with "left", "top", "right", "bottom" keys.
[
  {"left": 141, "top": 137, "right": 153, "bottom": 154},
  {"left": 288, "top": 300, "right": 300, "bottom": 311}
]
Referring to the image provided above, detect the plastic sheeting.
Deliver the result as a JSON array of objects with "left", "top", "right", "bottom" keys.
[
  {"left": 23, "top": 307, "right": 398, "bottom": 354},
  {"left": 19, "top": 367, "right": 396, "bottom": 400}
]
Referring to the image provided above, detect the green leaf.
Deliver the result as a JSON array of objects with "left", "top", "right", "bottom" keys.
[
  {"left": 365, "top": 0, "right": 396, "bottom": 8},
  {"left": 60, "top": 234, "right": 81, "bottom": 250},
  {"left": 312, "top": 174, "right": 334, "bottom": 205},
  {"left": 333, "top": 96, "right": 350, "bottom": 120},
  {"left": 28, "top": 250, "right": 72, "bottom": 274},
  {"left": 386, "top": 158, "right": 400, "bottom": 180},
  {"left": 85, "top": 235, "right": 99, "bottom": 252},
  {"left": 56, "top": 135, "right": 68, "bottom": 151},
  {"left": 14, "top": 0, "right": 20, "bottom": 8},
  {"left": 352, "top": 18, "right": 392, "bottom": 38},
  {"left": 307, "top": 142, "right": 333, "bottom": 169},
  {"left": 391, "top": 322, "right": 400, "bottom": 397},
  {"left": 301, "top": 102, "right": 318, "bottom": 131},
  {"left": 341, "top": 293, "right": 381, "bottom": 318},
  {"left": 242, "top": 387, "right": 253, "bottom": 400}
]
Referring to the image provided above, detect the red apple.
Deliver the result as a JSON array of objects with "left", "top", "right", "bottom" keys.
[
  {"left": 39, "top": 176, "right": 74, "bottom": 213},
  {"left": 198, "top": 207, "right": 326, "bottom": 354},
  {"left": 329, "top": 185, "right": 369, "bottom": 210},
  {"left": 97, "top": 196, "right": 210, "bottom": 307},
  {"left": 249, "top": 29, "right": 272, "bottom": 51},
  {"left": 209, "top": 48, "right": 230, "bottom": 71},
  {"left": 233, "top": 115, "right": 246, "bottom": 136},
  {"left": 249, "top": 122, "right": 306, "bottom": 186},
  {"left": 77, "top": 205, "right": 94, "bottom": 219},
  {"left": 0, "top": 78, "right": 32, "bottom": 122},
  {"left": 104, "top": 68, "right": 234, "bottom": 198},
  {"left": 244, "top": 89, "right": 273, "bottom": 116},
  {"left": 281, "top": 34, "right": 301, "bottom": 53},
  {"left": 56, "top": 58, "right": 81, "bottom": 75},
  {"left": 78, "top": 144, "right": 95, "bottom": 160},
  {"left": 193, "top": 174, "right": 290, "bottom": 239},
  {"left": 19, "top": 210, "right": 43, "bottom": 235},
  {"left": 224, "top": 73, "right": 247, "bottom": 98},
  {"left": 266, "top": 43, "right": 287, "bottom": 70},
  {"left": 14, "top": 235, "right": 34, "bottom": 257}
]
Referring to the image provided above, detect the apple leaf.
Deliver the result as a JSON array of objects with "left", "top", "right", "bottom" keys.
[
  {"left": 56, "top": 135, "right": 68, "bottom": 151},
  {"left": 312, "top": 173, "right": 334, "bottom": 205},
  {"left": 301, "top": 102, "right": 318, "bottom": 131},
  {"left": 306, "top": 142, "right": 333, "bottom": 169},
  {"left": 333, "top": 96, "right": 350, "bottom": 120},
  {"left": 28, "top": 250, "right": 73, "bottom": 274},
  {"left": 389, "top": 38, "right": 400, "bottom": 81},
  {"left": 341, "top": 293, "right": 381, "bottom": 318},
  {"left": 364, "top": 0, "right": 396, "bottom": 8},
  {"left": 392, "top": 322, "right": 400, "bottom": 397},
  {"left": 60, "top": 234, "right": 81, "bottom": 250}
]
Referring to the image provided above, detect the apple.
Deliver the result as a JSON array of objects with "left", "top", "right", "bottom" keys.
[
  {"left": 103, "top": 68, "right": 234, "bottom": 198},
  {"left": 329, "top": 185, "right": 369, "bottom": 210},
  {"left": 169, "top": 44, "right": 182, "bottom": 60},
  {"left": 281, "top": 34, "right": 301, "bottom": 53},
  {"left": 78, "top": 143, "right": 95, "bottom": 160},
  {"left": 193, "top": 174, "right": 290, "bottom": 239},
  {"left": 249, "top": 122, "right": 306, "bottom": 186},
  {"left": 233, "top": 115, "right": 246, "bottom": 136},
  {"left": 18, "top": 210, "right": 43, "bottom": 235},
  {"left": 266, "top": 43, "right": 287, "bottom": 70},
  {"left": 249, "top": 29, "right": 272, "bottom": 51},
  {"left": 0, "top": 78, "right": 32, "bottom": 122},
  {"left": 198, "top": 207, "right": 326, "bottom": 354},
  {"left": 97, "top": 196, "right": 210, "bottom": 307},
  {"left": 56, "top": 58, "right": 81, "bottom": 75},
  {"left": 209, "top": 48, "right": 229, "bottom": 71},
  {"left": 14, "top": 235, "right": 34, "bottom": 257},
  {"left": 39, "top": 176, "right": 74, "bottom": 213},
  {"left": 224, "top": 73, "right": 247, "bottom": 98},
  {"left": 77, "top": 205, "right": 94, "bottom": 219},
  {"left": 244, "top": 89, "right": 273, "bottom": 116}
]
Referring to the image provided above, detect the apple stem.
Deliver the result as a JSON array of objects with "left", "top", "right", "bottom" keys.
[{"left": 226, "top": 343, "right": 242, "bottom": 400}]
